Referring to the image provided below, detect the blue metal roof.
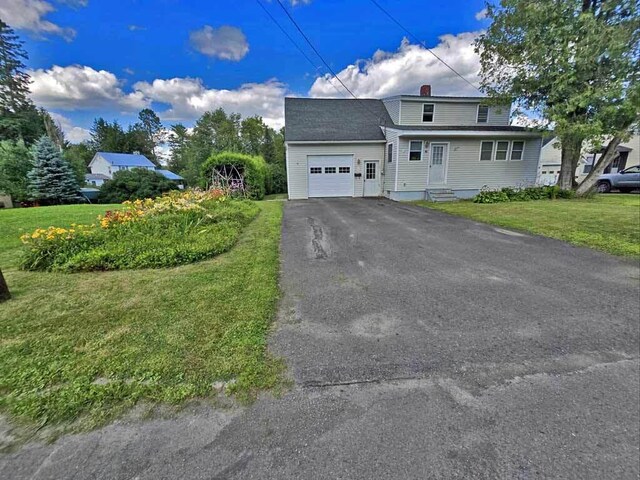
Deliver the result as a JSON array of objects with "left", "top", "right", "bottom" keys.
[
  {"left": 156, "top": 169, "right": 184, "bottom": 181},
  {"left": 97, "top": 152, "right": 155, "bottom": 167}
]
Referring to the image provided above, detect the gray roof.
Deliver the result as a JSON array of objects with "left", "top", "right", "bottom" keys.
[{"left": 285, "top": 98, "right": 393, "bottom": 142}]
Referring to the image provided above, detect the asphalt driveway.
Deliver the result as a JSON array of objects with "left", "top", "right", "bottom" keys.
[{"left": 2, "top": 198, "right": 639, "bottom": 479}]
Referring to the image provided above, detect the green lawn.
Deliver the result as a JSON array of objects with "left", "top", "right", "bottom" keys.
[
  {"left": 0, "top": 202, "right": 284, "bottom": 435},
  {"left": 415, "top": 194, "right": 640, "bottom": 258}
]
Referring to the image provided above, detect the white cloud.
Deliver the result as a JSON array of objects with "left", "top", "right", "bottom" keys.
[
  {"left": 28, "top": 65, "right": 149, "bottom": 111},
  {"left": 475, "top": 8, "right": 488, "bottom": 20},
  {"left": 0, "top": 0, "right": 79, "bottom": 41},
  {"left": 49, "top": 112, "right": 91, "bottom": 143},
  {"left": 189, "top": 25, "right": 249, "bottom": 61},
  {"left": 309, "top": 33, "right": 482, "bottom": 98},
  {"left": 128, "top": 24, "right": 146, "bottom": 31},
  {"left": 133, "top": 77, "right": 287, "bottom": 128}
]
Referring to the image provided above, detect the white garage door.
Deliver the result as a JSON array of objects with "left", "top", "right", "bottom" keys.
[{"left": 308, "top": 155, "right": 354, "bottom": 197}]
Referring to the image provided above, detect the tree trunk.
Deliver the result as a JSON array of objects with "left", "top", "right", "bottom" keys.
[
  {"left": 0, "top": 268, "right": 10, "bottom": 302},
  {"left": 575, "top": 137, "right": 623, "bottom": 197},
  {"left": 557, "top": 136, "right": 584, "bottom": 190}
]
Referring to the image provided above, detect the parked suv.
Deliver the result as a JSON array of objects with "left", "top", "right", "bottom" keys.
[{"left": 597, "top": 165, "right": 640, "bottom": 193}]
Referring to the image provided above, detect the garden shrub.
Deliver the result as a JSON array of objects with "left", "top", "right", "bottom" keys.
[
  {"left": 98, "top": 168, "right": 178, "bottom": 204},
  {"left": 473, "top": 185, "right": 575, "bottom": 204},
  {"left": 201, "top": 152, "right": 267, "bottom": 200},
  {"left": 266, "top": 162, "right": 287, "bottom": 195},
  {"left": 20, "top": 190, "right": 259, "bottom": 272}
]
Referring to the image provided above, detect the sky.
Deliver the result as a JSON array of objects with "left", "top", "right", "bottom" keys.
[{"left": 1, "top": 0, "right": 492, "bottom": 143}]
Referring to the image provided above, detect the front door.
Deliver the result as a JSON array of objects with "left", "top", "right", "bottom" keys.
[
  {"left": 363, "top": 161, "right": 380, "bottom": 197},
  {"left": 428, "top": 143, "right": 449, "bottom": 185}
]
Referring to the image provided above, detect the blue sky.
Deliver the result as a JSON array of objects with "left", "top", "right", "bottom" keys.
[{"left": 2, "top": 0, "right": 490, "bottom": 142}]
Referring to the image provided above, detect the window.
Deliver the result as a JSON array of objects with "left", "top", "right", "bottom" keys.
[
  {"left": 510, "top": 141, "right": 525, "bottom": 161},
  {"left": 409, "top": 141, "right": 423, "bottom": 161},
  {"left": 387, "top": 143, "right": 393, "bottom": 163},
  {"left": 324, "top": 167, "right": 336, "bottom": 174},
  {"left": 422, "top": 104, "right": 434, "bottom": 122},
  {"left": 495, "top": 141, "right": 509, "bottom": 161},
  {"left": 583, "top": 164, "right": 592, "bottom": 174},
  {"left": 338, "top": 166, "right": 351, "bottom": 174},
  {"left": 542, "top": 171, "right": 547, "bottom": 175},
  {"left": 310, "top": 167, "right": 322, "bottom": 174},
  {"left": 477, "top": 105, "right": 489, "bottom": 123},
  {"left": 480, "top": 141, "right": 494, "bottom": 161},
  {"left": 624, "top": 166, "right": 640, "bottom": 174},
  {"left": 365, "top": 162, "right": 376, "bottom": 180}
]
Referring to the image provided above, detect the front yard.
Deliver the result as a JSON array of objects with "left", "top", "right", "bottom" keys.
[
  {"left": 415, "top": 194, "right": 640, "bottom": 259},
  {"left": 0, "top": 201, "right": 284, "bottom": 436}
]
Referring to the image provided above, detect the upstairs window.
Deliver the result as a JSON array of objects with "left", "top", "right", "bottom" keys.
[
  {"left": 477, "top": 105, "right": 489, "bottom": 123},
  {"left": 480, "top": 141, "right": 494, "bottom": 161},
  {"left": 387, "top": 143, "right": 393, "bottom": 163},
  {"left": 409, "top": 141, "right": 423, "bottom": 161},
  {"left": 422, "top": 104, "right": 434, "bottom": 122},
  {"left": 510, "top": 141, "right": 525, "bottom": 161}
]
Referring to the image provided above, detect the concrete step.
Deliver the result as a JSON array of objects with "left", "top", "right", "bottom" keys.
[{"left": 426, "top": 190, "right": 458, "bottom": 202}]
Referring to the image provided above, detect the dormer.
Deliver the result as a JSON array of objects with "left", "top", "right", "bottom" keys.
[{"left": 382, "top": 85, "right": 511, "bottom": 127}]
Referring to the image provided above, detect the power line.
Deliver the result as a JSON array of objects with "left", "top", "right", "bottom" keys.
[
  {"left": 273, "top": 0, "right": 386, "bottom": 124},
  {"left": 255, "top": 0, "right": 319, "bottom": 73},
  {"left": 368, "top": 0, "right": 481, "bottom": 93}
]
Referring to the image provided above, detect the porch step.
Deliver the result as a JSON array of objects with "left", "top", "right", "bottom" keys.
[{"left": 426, "top": 189, "right": 458, "bottom": 202}]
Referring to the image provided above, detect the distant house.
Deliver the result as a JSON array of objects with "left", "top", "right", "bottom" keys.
[
  {"left": 537, "top": 132, "right": 639, "bottom": 185},
  {"left": 86, "top": 152, "right": 184, "bottom": 188}
]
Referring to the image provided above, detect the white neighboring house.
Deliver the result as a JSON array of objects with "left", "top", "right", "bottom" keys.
[
  {"left": 537, "top": 132, "right": 639, "bottom": 185},
  {"left": 284, "top": 85, "right": 543, "bottom": 201},
  {"left": 86, "top": 152, "right": 184, "bottom": 188}
]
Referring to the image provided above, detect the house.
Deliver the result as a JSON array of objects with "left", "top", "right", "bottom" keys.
[
  {"left": 86, "top": 152, "right": 184, "bottom": 188},
  {"left": 537, "top": 131, "right": 639, "bottom": 185},
  {"left": 284, "top": 85, "right": 543, "bottom": 201}
]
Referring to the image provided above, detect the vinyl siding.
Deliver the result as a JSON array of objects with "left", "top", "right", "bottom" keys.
[
  {"left": 286, "top": 143, "right": 385, "bottom": 199},
  {"left": 393, "top": 136, "right": 542, "bottom": 191},
  {"left": 383, "top": 129, "right": 399, "bottom": 194},
  {"left": 399, "top": 100, "right": 510, "bottom": 126},
  {"left": 90, "top": 156, "right": 112, "bottom": 178}
]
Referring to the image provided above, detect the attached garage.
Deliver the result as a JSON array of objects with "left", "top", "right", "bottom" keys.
[{"left": 308, "top": 155, "right": 354, "bottom": 197}]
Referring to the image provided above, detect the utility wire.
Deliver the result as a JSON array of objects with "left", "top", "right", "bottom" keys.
[
  {"left": 273, "top": 0, "right": 386, "bottom": 124},
  {"left": 368, "top": 0, "right": 482, "bottom": 93}
]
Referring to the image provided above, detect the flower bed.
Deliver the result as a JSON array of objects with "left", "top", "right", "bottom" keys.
[{"left": 20, "top": 189, "right": 260, "bottom": 272}]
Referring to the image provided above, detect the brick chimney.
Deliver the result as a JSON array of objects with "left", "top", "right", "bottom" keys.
[{"left": 419, "top": 84, "right": 432, "bottom": 96}]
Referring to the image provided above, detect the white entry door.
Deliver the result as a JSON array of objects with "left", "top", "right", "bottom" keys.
[
  {"left": 308, "top": 155, "right": 354, "bottom": 197},
  {"left": 428, "top": 143, "right": 449, "bottom": 185},
  {"left": 363, "top": 161, "right": 380, "bottom": 197}
]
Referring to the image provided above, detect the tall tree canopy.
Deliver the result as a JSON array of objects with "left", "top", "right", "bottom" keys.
[{"left": 476, "top": 0, "right": 640, "bottom": 193}]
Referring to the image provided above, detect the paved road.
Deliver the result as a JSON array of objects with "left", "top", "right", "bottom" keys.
[{"left": 2, "top": 198, "right": 639, "bottom": 479}]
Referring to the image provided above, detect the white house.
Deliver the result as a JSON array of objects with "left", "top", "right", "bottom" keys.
[
  {"left": 284, "top": 85, "right": 543, "bottom": 201},
  {"left": 537, "top": 132, "right": 639, "bottom": 185},
  {"left": 86, "top": 152, "right": 184, "bottom": 188}
]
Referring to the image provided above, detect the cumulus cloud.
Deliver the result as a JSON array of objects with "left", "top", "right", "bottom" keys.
[
  {"left": 0, "top": 0, "right": 80, "bottom": 41},
  {"left": 189, "top": 25, "right": 249, "bottom": 61},
  {"left": 128, "top": 24, "right": 146, "bottom": 31},
  {"left": 49, "top": 112, "right": 91, "bottom": 143},
  {"left": 309, "top": 33, "right": 482, "bottom": 98},
  {"left": 133, "top": 77, "right": 287, "bottom": 128},
  {"left": 475, "top": 8, "right": 488, "bottom": 20},
  {"left": 28, "top": 65, "right": 149, "bottom": 111}
]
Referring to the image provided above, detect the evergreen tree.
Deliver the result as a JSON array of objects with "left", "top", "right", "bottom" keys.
[
  {"left": 261, "top": 126, "right": 276, "bottom": 163},
  {"left": 0, "top": 19, "right": 31, "bottom": 113},
  {"left": 28, "top": 136, "right": 81, "bottom": 204}
]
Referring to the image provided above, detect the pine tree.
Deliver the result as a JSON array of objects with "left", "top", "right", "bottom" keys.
[
  {"left": 0, "top": 19, "right": 32, "bottom": 114},
  {"left": 28, "top": 136, "right": 81, "bottom": 204}
]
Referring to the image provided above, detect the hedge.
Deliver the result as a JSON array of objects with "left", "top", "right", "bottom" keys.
[{"left": 201, "top": 151, "right": 267, "bottom": 200}]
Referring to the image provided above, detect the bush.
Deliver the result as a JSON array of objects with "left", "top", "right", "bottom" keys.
[
  {"left": 266, "top": 162, "right": 287, "bottom": 195},
  {"left": 98, "top": 168, "right": 178, "bottom": 204},
  {"left": 20, "top": 190, "right": 259, "bottom": 272},
  {"left": 201, "top": 152, "right": 267, "bottom": 200},
  {"left": 473, "top": 185, "right": 575, "bottom": 204}
]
